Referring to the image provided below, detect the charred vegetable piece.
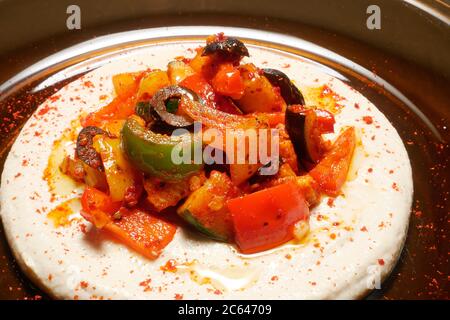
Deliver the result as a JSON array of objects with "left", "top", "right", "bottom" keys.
[
  {"left": 149, "top": 85, "right": 200, "bottom": 127},
  {"left": 285, "top": 105, "right": 335, "bottom": 165},
  {"left": 262, "top": 68, "right": 305, "bottom": 105},
  {"left": 177, "top": 171, "right": 239, "bottom": 241},
  {"left": 76, "top": 126, "right": 106, "bottom": 170},
  {"left": 121, "top": 116, "right": 203, "bottom": 181},
  {"left": 227, "top": 181, "right": 309, "bottom": 254},
  {"left": 202, "top": 37, "right": 249, "bottom": 61}
]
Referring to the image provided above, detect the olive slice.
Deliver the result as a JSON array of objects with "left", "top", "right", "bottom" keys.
[
  {"left": 202, "top": 37, "right": 249, "bottom": 60},
  {"left": 76, "top": 126, "right": 106, "bottom": 170},
  {"left": 150, "top": 85, "right": 200, "bottom": 127},
  {"left": 262, "top": 68, "right": 305, "bottom": 105}
]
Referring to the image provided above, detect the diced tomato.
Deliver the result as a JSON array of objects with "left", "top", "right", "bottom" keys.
[
  {"left": 309, "top": 127, "right": 356, "bottom": 196},
  {"left": 211, "top": 63, "right": 245, "bottom": 99},
  {"left": 81, "top": 187, "right": 121, "bottom": 215},
  {"left": 81, "top": 72, "right": 143, "bottom": 127},
  {"left": 80, "top": 187, "right": 121, "bottom": 228},
  {"left": 227, "top": 182, "right": 309, "bottom": 254},
  {"left": 104, "top": 209, "right": 176, "bottom": 260}
]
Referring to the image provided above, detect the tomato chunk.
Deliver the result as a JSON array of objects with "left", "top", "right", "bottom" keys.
[
  {"left": 211, "top": 63, "right": 245, "bottom": 99},
  {"left": 227, "top": 182, "right": 309, "bottom": 254},
  {"left": 81, "top": 187, "right": 121, "bottom": 227},
  {"left": 309, "top": 127, "right": 356, "bottom": 196}
]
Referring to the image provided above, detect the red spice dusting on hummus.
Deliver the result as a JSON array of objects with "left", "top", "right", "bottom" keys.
[
  {"left": 360, "top": 226, "right": 368, "bottom": 232},
  {"left": 327, "top": 198, "right": 335, "bottom": 207},
  {"left": 160, "top": 259, "right": 178, "bottom": 273},
  {"left": 271, "top": 276, "right": 279, "bottom": 281},
  {"left": 79, "top": 281, "right": 89, "bottom": 289},
  {"left": 83, "top": 81, "right": 94, "bottom": 88},
  {"left": 392, "top": 182, "right": 400, "bottom": 191},
  {"left": 362, "top": 116, "right": 373, "bottom": 125},
  {"left": 378, "top": 259, "right": 385, "bottom": 266},
  {"left": 174, "top": 293, "right": 183, "bottom": 300},
  {"left": 139, "top": 279, "right": 152, "bottom": 292}
]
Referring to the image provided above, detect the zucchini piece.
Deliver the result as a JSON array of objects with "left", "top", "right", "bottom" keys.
[{"left": 177, "top": 171, "right": 239, "bottom": 241}]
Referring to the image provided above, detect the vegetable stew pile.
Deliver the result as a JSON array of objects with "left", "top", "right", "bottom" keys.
[{"left": 61, "top": 34, "right": 356, "bottom": 257}]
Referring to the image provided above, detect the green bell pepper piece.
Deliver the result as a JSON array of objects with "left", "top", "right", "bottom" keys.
[{"left": 121, "top": 116, "right": 202, "bottom": 181}]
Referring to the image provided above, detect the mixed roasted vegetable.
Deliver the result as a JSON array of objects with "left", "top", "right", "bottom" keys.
[{"left": 60, "top": 34, "right": 356, "bottom": 258}]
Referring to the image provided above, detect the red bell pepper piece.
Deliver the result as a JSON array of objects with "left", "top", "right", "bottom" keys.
[
  {"left": 80, "top": 187, "right": 176, "bottom": 259},
  {"left": 309, "top": 127, "right": 356, "bottom": 196},
  {"left": 227, "top": 182, "right": 309, "bottom": 254}
]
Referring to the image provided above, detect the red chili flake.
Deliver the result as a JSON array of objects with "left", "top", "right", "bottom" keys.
[
  {"left": 174, "top": 293, "right": 183, "bottom": 300},
  {"left": 83, "top": 81, "right": 94, "bottom": 88},
  {"left": 48, "top": 95, "right": 61, "bottom": 103},
  {"left": 392, "top": 182, "right": 400, "bottom": 191},
  {"left": 329, "top": 233, "right": 336, "bottom": 240},
  {"left": 271, "top": 276, "right": 279, "bottom": 281},
  {"left": 79, "top": 223, "right": 87, "bottom": 234},
  {"left": 368, "top": 168, "right": 373, "bottom": 173},
  {"left": 139, "top": 278, "right": 152, "bottom": 292},
  {"left": 160, "top": 259, "right": 177, "bottom": 273},
  {"left": 21, "top": 159, "right": 28, "bottom": 166},
  {"left": 37, "top": 105, "right": 51, "bottom": 116},
  {"left": 362, "top": 116, "right": 373, "bottom": 125},
  {"left": 14, "top": 173, "right": 21, "bottom": 178},
  {"left": 360, "top": 226, "right": 368, "bottom": 232},
  {"left": 378, "top": 259, "right": 385, "bottom": 266},
  {"left": 354, "top": 103, "right": 360, "bottom": 109},
  {"left": 285, "top": 254, "right": 292, "bottom": 260},
  {"left": 213, "top": 289, "right": 222, "bottom": 295},
  {"left": 282, "top": 63, "right": 291, "bottom": 68},
  {"left": 310, "top": 282, "right": 317, "bottom": 286},
  {"left": 48, "top": 274, "right": 53, "bottom": 281},
  {"left": 327, "top": 198, "right": 335, "bottom": 207},
  {"left": 79, "top": 281, "right": 89, "bottom": 289},
  {"left": 99, "top": 94, "right": 108, "bottom": 100}
]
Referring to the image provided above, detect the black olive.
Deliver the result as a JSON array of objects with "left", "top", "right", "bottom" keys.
[
  {"left": 202, "top": 37, "right": 249, "bottom": 60},
  {"left": 149, "top": 86, "right": 200, "bottom": 127},
  {"left": 76, "top": 126, "right": 106, "bottom": 170},
  {"left": 262, "top": 68, "right": 305, "bottom": 105}
]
